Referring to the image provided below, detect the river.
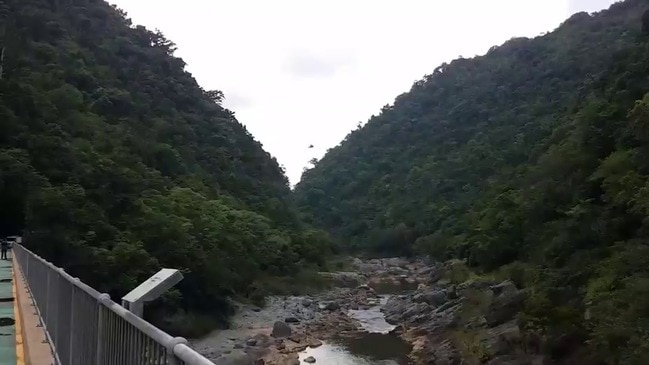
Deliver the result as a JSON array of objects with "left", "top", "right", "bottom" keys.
[
  {"left": 194, "top": 258, "right": 425, "bottom": 364},
  {"left": 296, "top": 295, "right": 412, "bottom": 364}
]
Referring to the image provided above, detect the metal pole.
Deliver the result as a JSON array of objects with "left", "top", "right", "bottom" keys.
[
  {"left": 96, "top": 293, "right": 110, "bottom": 365},
  {"left": 44, "top": 267, "right": 51, "bottom": 328},
  {"left": 131, "top": 302, "right": 144, "bottom": 318},
  {"left": 69, "top": 280, "right": 78, "bottom": 364},
  {"left": 25, "top": 251, "right": 29, "bottom": 278}
]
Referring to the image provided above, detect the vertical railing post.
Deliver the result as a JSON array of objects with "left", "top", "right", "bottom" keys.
[
  {"left": 24, "top": 251, "right": 29, "bottom": 278},
  {"left": 69, "top": 279, "right": 78, "bottom": 365},
  {"left": 96, "top": 293, "right": 110, "bottom": 365},
  {"left": 53, "top": 271, "right": 60, "bottom": 353},
  {"left": 44, "top": 266, "right": 51, "bottom": 328}
]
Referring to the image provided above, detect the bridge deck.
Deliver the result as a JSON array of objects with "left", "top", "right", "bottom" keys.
[
  {"left": 9, "top": 252, "right": 55, "bottom": 365},
  {"left": 0, "top": 254, "right": 17, "bottom": 364}
]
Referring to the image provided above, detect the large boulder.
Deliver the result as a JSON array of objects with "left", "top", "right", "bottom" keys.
[
  {"left": 428, "top": 264, "right": 446, "bottom": 283},
  {"left": 382, "top": 295, "right": 410, "bottom": 322},
  {"left": 319, "top": 272, "right": 365, "bottom": 288},
  {"left": 323, "top": 301, "right": 340, "bottom": 311},
  {"left": 489, "top": 281, "right": 518, "bottom": 296},
  {"left": 355, "top": 259, "right": 384, "bottom": 274},
  {"left": 485, "top": 281, "right": 525, "bottom": 327},
  {"left": 421, "top": 339, "right": 460, "bottom": 365},
  {"left": 413, "top": 289, "right": 448, "bottom": 307},
  {"left": 272, "top": 321, "right": 292, "bottom": 338},
  {"left": 384, "top": 296, "right": 435, "bottom": 326},
  {"left": 285, "top": 317, "right": 300, "bottom": 323},
  {"left": 479, "top": 320, "right": 521, "bottom": 358}
]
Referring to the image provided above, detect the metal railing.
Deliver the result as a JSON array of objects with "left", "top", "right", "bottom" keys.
[{"left": 13, "top": 244, "right": 216, "bottom": 365}]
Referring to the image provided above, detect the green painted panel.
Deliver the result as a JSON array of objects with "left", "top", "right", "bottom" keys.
[{"left": 0, "top": 258, "right": 16, "bottom": 364}]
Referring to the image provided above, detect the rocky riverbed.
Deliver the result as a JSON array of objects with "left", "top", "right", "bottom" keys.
[{"left": 193, "top": 257, "right": 544, "bottom": 365}]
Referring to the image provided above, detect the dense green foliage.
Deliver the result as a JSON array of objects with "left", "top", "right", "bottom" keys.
[
  {"left": 297, "top": 1, "right": 649, "bottom": 363},
  {"left": 0, "top": 0, "right": 331, "bottom": 335}
]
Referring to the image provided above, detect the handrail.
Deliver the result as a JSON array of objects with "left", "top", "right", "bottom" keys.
[{"left": 13, "top": 243, "right": 216, "bottom": 365}]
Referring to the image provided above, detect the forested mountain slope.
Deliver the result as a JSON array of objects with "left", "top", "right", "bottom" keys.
[
  {"left": 297, "top": 0, "right": 647, "bottom": 253},
  {"left": 296, "top": 0, "right": 649, "bottom": 362},
  {"left": 0, "top": 0, "right": 330, "bottom": 334}
]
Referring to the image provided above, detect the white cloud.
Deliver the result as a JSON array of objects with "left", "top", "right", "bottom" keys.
[
  {"left": 568, "top": 0, "right": 618, "bottom": 14},
  {"left": 223, "top": 90, "right": 254, "bottom": 111},
  {"left": 284, "top": 50, "right": 355, "bottom": 78},
  {"left": 109, "top": 0, "right": 617, "bottom": 185}
]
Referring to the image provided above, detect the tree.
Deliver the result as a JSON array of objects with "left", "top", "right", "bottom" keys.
[
  {"left": 205, "top": 89, "right": 224, "bottom": 105},
  {"left": 295, "top": 1, "right": 649, "bottom": 362},
  {"left": 3, "top": 0, "right": 329, "bottom": 337}
]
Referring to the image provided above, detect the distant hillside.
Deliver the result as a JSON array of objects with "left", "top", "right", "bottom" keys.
[
  {"left": 1, "top": 0, "right": 331, "bottom": 334},
  {"left": 296, "top": 0, "right": 649, "bottom": 362}
]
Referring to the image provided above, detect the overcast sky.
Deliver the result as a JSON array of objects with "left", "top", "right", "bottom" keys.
[{"left": 109, "top": 0, "right": 617, "bottom": 185}]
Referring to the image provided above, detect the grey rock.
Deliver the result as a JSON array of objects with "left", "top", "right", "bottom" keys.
[
  {"left": 427, "top": 339, "right": 459, "bottom": 365},
  {"left": 243, "top": 346, "right": 270, "bottom": 360},
  {"left": 272, "top": 321, "right": 292, "bottom": 338},
  {"left": 246, "top": 339, "right": 257, "bottom": 346},
  {"left": 485, "top": 281, "right": 525, "bottom": 327},
  {"left": 319, "top": 272, "right": 365, "bottom": 288},
  {"left": 303, "top": 356, "right": 316, "bottom": 363},
  {"left": 404, "top": 302, "right": 431, "bottom": 318},
  {"left": 447, "top": 285, "right": 458, "bottom": 299},
  {"left": 308, "top": 339, "right": 323, "bottom": 348},
  {"left": 289, "top": 334, "right": 305, "bottom": 343},
  {"left": 426, "top": 290, "right": 448, "bottom": 306},
  {"left": 480, "top": 320, "right": 521, "bottom": 358},
  {"left": 252, "top": 333, "right": 272, "bottom": 348},
  {"left": 323, "top": 301, "right": 340, "bottom": 311},
  {"left": 413, "top": 290, "right": 448, "bottom": 307},
  {"left": 434, "top": 299, "right": 460, "bottom": 314},
  {"left": 390, "top": 325, "right": 405, "bottom": 335},
  {"left": 490, "top": 280, "right": 518, "bottom": 297},
  {"left": 275, "top": 339, "right": 285, "bottom": 350},
  {"left": 387, "top": 266, "right": 408, "bottom": 276},
  {"left": 384, "top": 257, "right": 408, "bottom": 267},
  {"left": 285, "top": 317, "right": 300, "bottom": 323},
  {"left": 213, "top": 350, "right": 254, "bottom": 365}
]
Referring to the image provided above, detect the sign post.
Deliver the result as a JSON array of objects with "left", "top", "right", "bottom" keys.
[{"left": 121, "top": 268, "right": 183, "bottom": 318}]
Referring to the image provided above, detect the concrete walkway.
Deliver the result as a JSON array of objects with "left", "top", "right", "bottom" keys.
[
  {"left": 12, "top": 253, "right": 55, "bottom": 365},
  {"left": 0, "top": 254, "right": 17, "bottom": 364}
]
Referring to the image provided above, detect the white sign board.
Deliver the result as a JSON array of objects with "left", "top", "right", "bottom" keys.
[{"left": 122, "top": 268, "right": 183, "bottom": 304}]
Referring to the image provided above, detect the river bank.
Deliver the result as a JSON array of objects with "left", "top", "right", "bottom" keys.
[
  {"left": 193, "top": 257, "right": 544, "bottom": 365},
  {"left": 192, "top": 257, "right": 427, "bottom": 364}
]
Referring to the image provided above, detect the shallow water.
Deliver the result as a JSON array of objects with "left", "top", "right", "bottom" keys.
[
  {"left": 299, "top": 295, "right": 411, "bottom": 364},
  {"left": 348, "top": 296, "right": 394, "bottom": 333},
  {"left": 299, "top": 340, "right": 409, "bottom": 365}
]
